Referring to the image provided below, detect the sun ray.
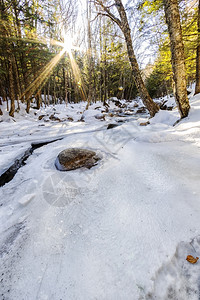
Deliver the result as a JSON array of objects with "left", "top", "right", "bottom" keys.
[
  {"left": 0, "top": 31, "right": 64, "bottom": 48},
  {"left": 68, "top": 50, "right": 87, "bottom": 102},
  {"left": 21, "top": 49, "right": 66, "bottom": 101},
  {"left": 14, "top": 30, "right": 87, "bottom": 103}
]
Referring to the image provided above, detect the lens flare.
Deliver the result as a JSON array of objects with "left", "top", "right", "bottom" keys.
[
  {"left": 21, "top": 49, "right": 66, "bottom": 101},
  {"left": 63, "top": 35, "right": 73, "bottom": 53},
  {"left": 19, "top": 32, "right": 85, "bottom": 103},
  {"left": 62, "top": 34, "right": 80, "bottom": 52}
]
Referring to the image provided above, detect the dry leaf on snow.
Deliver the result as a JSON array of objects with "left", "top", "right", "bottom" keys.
[{"left": 186, "top": 255, "right": 199, "bottom": 264}]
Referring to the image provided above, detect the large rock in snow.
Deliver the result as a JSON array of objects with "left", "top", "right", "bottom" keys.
[{"left": 55, "top": 148, "right": 100, "bottom": 171}]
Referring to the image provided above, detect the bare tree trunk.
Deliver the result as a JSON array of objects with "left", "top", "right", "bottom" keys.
[
  {"left": 36, "top": 93, "right": 40, "bottom": 109},
  {"left": 36, "top": 91, "right": 42, "bottom": 109},
  {"left": 63, "top": 67, "right": 68, "bottom": 106},
  {"left": 8, "top": 57, "right": 15, "bottom": 117},
  {"left": 26, "top": 99, "right": 31, "bottom": 113},
  {"left": 44, "top": 88, "right": 47, "bottom": 107},
  {"left": 103, "top": 19, "right": 108, "bottom": 105},
  {"left": 99, "top": 15, "right": 103, "bottom": 102},
  {"left": 163, "top": 0, "right": 190, "bottom": 118},
  {"left": 22, "top": 58, "right": 30, "bottom": 112},
  {"left": 12, "top": 54, "right": 21, "bottom": 100},
  {"left": 47, "top": 81, "right": 50, "bottom": 106},
  {"left": 16, "top": 93, "right": 20, "bottom": 112},
  {"left": 86, "top": 0, "right": 92, "bottom": 109},
  {"left": 0, "top": 94, "right": 2, "bottom": 115},
  {"left": 69, "top": 71, "right": 72, "bottom": 103},
  {"left": 20, "top": 53, "right": 28, "bottom": 104},
  {"left": 98, "top": 0, "right": 159, "bottom": 116},
  {"left": 195, "top": 0, "right": 200, "bottom": 95},
  {"left": 53, "top": 79, "right": 56, "bottom": 106},
  {"left": 0, "top": 78, "right": 7, "bottom": 103}
]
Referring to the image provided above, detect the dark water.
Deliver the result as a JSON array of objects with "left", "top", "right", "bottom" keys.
[{"left": 0, "top": 139, "right": 62, "bottom": 187}]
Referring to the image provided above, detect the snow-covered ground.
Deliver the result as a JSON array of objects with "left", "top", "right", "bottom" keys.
[{"left": 1, "top": 94, "right": 200, "bottom": 299}]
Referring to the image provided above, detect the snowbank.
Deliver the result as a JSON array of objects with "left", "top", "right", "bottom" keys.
[{"left": 1, "top": 93, "right": 200, "bottom": 299}]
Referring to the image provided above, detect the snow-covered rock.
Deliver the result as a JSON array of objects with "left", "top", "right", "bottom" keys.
[{"left": 55, "top": 148, "right": 101, "bottom": 171}]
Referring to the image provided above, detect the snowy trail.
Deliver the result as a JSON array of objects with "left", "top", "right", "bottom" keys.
[{"left": 1, "top": 120, "right": 200, "bottom": 300}]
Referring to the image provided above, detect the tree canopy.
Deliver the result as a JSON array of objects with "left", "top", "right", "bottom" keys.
[{"left": 0, "top": 0, "right": 198, "bottom": 117}]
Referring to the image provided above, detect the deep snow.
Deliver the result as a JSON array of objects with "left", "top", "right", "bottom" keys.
[{"left": 1, "top": 94, "right": 200, "bottom": 299}]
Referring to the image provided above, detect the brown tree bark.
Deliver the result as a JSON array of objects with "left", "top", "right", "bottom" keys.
[
  {"left": 63, "top": 66, "right": 68, "bottom": 106},
  {"left": 115, "top": 0, "right": 159, "bottom": 116},
  {"left": 53, "top": 79, "right": 56, "bottom": 105},
  {"left": 86, "top": 0, "right": 92, "bottom": 110},
  {"left": 68, "top": 71, "right": 72, "bottom": 103},
  {"left": 0, "top": 94, "right": 2, "bottom": 115},
  {"left": 12, "top": 54, "right": 21, "bottom": 101},
  {"left": 96, "top": 0, "right": 159, "bottom": 117},
  {"left": 47, "top": 81, "right": 50, "bottom": 106},
  {"left": 102, "top": 19, "right": 108, "bottom": 105},
  {"left": 36, "top": 93, "right": 41, "bottom": 109},
  {"left": 195, "top": 0, "right": 200, "bottom": 95},
  {"left": 163, "top": 0, "right": 190, "bottom": 118},
  {"left": 8, "top": 57, "right": 15, "bottom": 117},
  {"left": 44, "top": 87, "right": 47, "bottom": 107},
  {"left": 0, "top": 77, "right": 7, "bottom": 104},
  {"left": 1, "top": 0, "right": 15, "bottom": 116},
  {"left": 11, "top": 0, "right": 29, "bottom": 106}
]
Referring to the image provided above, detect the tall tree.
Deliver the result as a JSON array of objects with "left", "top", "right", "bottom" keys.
[
  {"left": 86, "top": 0, "right": 92, "bottom": 109},
  {"left": 8, "top": 56, "right": 15, "bottom": 117},
  {"left": 95, "top": 0, "right": 159, "bottom": 117},
  {"left": 195, "top": 0, "right": 200, "bottom": 95},
  {"left": 163, "top": 0, "right": 190, "bottom": 118}
]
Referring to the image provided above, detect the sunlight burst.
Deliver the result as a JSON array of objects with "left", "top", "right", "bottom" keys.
[
  {"left": 20, "top": 32, "right": 84, "bottom": 102},
  {"left": 63, "top": 35, "right": 73, "bottom": 53},
  {"left": 62, "top": 34, "right": 80, "bottom": 53}
]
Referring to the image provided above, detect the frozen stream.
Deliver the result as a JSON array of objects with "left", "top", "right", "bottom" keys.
[
  {"left": 1, "top": 97, "right": 200, "bottom": 299},
  {"left": 1, "top": 120, "right": 200, "bottom": 299}
]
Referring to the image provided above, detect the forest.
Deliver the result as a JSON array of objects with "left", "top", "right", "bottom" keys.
[
  {"left": 1, "top": 1, "right": 200, "bottom": 299},
  {"left": 0, "top": 0, "right": 198, "bottom": 117}
]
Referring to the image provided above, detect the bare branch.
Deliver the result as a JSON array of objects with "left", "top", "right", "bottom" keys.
[
  {"left": 90, "top": 12, "right": 114, "bottom": 23},
  {"left": 93, "top": 0, "right": 122, "bottom": 28}
]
